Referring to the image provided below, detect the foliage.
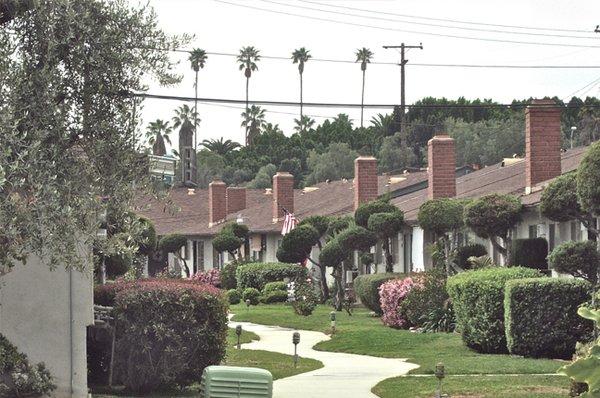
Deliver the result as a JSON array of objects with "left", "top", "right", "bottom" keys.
[
  {"left": 242, "top": 287, "right": 261, "bottom": 306},
  {"left": 298, "top": 215, "right": 330, "bottom": 237},
  {"left": 377, "top": 132, "right": 418, "bottom": 173},
  {"left": 276, "top": 224, "right": 320, "bottom": 264},
  {"left": 113, "top": 279, "right": 228, "bottom": 393},
  {"left": 559, "top": 306, "right": 600, "bottom": 397},
  {"left": 368, "top": 211, "right": 404, "bottom": 240},
  {"left": 236, "top": 262, "right": 307, "bottom": 290},
  {"left": 510, "top": 238, "right": 548, "bottom": 270},
  {"left": 355, "top": 199, "right": 397, "bottom": 228},
  {"left": 260, "top": 290, "right": 289, "bottom": 304},
  {"left": 263, "top": 281, "right": 288, "bottom": 294},
  {"left": 548, "top": 240, "right": 600, "bottom": 284},
  {"left": 0, "top": 333, "right": 55, "bottom": 397},
  {"left": 212, "top": 231, "right": 243, "bottom": 258},
  {"left": 446, "top": 267, "right": 541, "bottom": 353},
  {"left": 420, "top": 303, "right": 456, "bottom": 333},
  {"left": 336, "top": 226, "right": 377, "bottom": 252},
  {"left": 305, "top": 143, "right": 358, "bottom": 185},
  {"left": 201, "top": 138, "right": 240, "bottom": 156},
  {"left": 577, "top": 140, "right": 600, "bottom": 215},
  {"left": 467, "top": 255, "right": 496, "bottom": 269},
  {"left": 227, "top": 289, "right": 241, "bottom": 305},
  {"left": 191, "top": 269, "right": 221, "bottom": 287},
  {"left": 417, "top": 198, "right": 464, "bottom": 236},
  {"left": 318, "top": 239, "right": 346, "bottom": 268},
  {"left": 353, "top": 273, "right": 403, "bottom": 315},
  {"left": 246, "top": 163, "right": 277, "bottom": 189},
  {"left": 291, "top": 279, "right": 318, "bottom": 316},
  {"left": 0, "top": 0, "right": 188, "bottom": 272},
  {"left": 158, "top": 234, "right": 187, "bottom": 254},
  {"left": 220, "top": 261, "right": 239, "bottom": 290},
  {"left": 326, "top": 216, "right": 353, "bottom": 237},
  {"left": 379, "top": 277, "right": 418, "bottom": 328},
  {"left": 504, "top": 277, "right": 592, "bottom": 359},
  {"left": 540, "top": 173, "right": 583, "bottom": 222},
  {"left": 400, "top": 269, "right": 450, "bottom": 328},
  {"left": 454, "top": 244, "right": 488, "bottom": 270}
]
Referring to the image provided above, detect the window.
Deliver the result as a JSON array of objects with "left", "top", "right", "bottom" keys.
[
  {"left": 548, "top": 224, "right": 556, "bottom": 251},
  {"left": 403, "top": 233, "right": 413, "bottom": 273},
  {"left": 212, "top": 248, "right": 222, "bottom": 270},
  {"left": 391, "top": 236, "right": 399, "bottom": 266},
  {"left": 571, "top": 221, "right": 582, "bottom": 241},
  {"left": 196, "top": 240, "right": 204, "bottom": 272},
  {"left": 528, "top": 225, "right": 538, "bottom": 239}
]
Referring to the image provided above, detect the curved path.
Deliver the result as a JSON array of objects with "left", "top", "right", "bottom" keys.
[{"left": 229, "top": 318, "right": 419, "bottom": 398}]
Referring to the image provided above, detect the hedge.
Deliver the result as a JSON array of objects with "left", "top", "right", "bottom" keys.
[
  {"left": 447, "top": 267, "right": 541, "bottom": 353},
  {"left": 242, "top": 288, "right": 261, "bottom": 305},
  {"left": 227, "top": 289, "right": 241, "bottom": 305},
  {"left": 236, "top": 262, "right": 307, "bottom": 290},
  {"left": 510, "top": 238, "right": 548, "bottom": 270},
  {"left": 220, "top": 262, "right": 239, "bottom": 290},
  {"left": 260, "top": 290, "right": 289, "bottom": 304},
  {"left": 504, "top": 277, "right": 592, "bottom": 359},
  {"left": 354, "top": 273, "right": 404, "bottom": 315},
  {"left": 263, "top": 281, "right": 287, "bottom": 294},
  {"left": 113, "top": 280, "right": 228, "bottom": 393}
]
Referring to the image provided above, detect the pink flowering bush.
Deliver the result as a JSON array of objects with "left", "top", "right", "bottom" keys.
[
  {"left": 191, "top": 269, "right": 221, "bottom": 287},
  {"left": 379, "top": 277, "right": 420, "bottom": 328}
]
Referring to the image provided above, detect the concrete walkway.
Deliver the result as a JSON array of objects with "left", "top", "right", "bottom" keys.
[{"left": 228, "top": 318, "right": 419, "bottom": 398}]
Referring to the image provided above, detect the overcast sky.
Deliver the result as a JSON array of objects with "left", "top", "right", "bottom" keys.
[{"left": 136, "top": 0, "right": 600, "bottom": 152}]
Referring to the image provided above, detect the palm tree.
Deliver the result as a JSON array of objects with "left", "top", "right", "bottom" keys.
[
  {"left": 188, "top": 48, "right": 207, "bottom": 150},
  {"left": 370, "top": 113, "right": 393, "bottom": 136},
  {"left": 291, "top": 47, "right": 311, "bottom": 120},
  {"left": 145, "top": 119, "right": 172, "bottom": 156},
  {"left": 355, "top": 47, "right": 374, "bottom": 128},
  {"left": 294, "top": 115, "right": 316, "bottom": 134},
  {"left": 201, "top": 137, "right": 241, "bottom": 156},
  {"left": 241, "top": 105, "right": 266, "bottom": 146},
  {"left": 237, "top": 46, "right": 260, "bottom": 145},
  {"left": 172, "top": 104, "right": 199, "bottom": 130}
]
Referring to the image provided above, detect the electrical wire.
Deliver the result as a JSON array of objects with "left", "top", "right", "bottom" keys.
[
  {"left": 261, "top": 0, "right": 598, "bottom": 40},
  {"left": 300, "top": 0, "right": 594, "bottom": 34},
  {"left": 563, "top": 76, "right": 600, "bottom": 101},
  {"left": 213, "top": 0, "right": 600, "bottom": 49}
]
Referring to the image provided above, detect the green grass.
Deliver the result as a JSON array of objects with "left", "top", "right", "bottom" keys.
[
  {"left": 372, "top": 375, "right": 571, "bottom": 398},
  {"left": 230, "top": 303, "right": 568, "bottom": 375}
]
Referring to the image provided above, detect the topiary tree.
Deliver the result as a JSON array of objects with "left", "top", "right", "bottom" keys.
[
  {"left": 158, "top": 234, "right": 190, "bottom": 277},
  {"left": 548, "top": 241, "right": 600, "bottom": 285},
  {"left": 355, "top": 199, "right": 397, "bottom": 228},
  {"left": 368, "top": 211, "right": 404, "bottom": 272},
  {"left": 319, "top": 238, "right": 347, "bottom": 310},
  {"left": 577, "top": 141, "right": 600, "bottom": 217},
  {"left": 541, "top": 173, "right": 598, "bottom": 235},
  {"left": 212, "top": 223, "right": 249, "bottom": 263},
  {"left": 337, "top": 226, "right": 377, "bottom": 253},
  {"left": 464, "top": 194, "right": 522, "bottom": 265},
  {"left": 326, "top": 215, "right": 353, "bottom": 237},
  {"left": 418, "top": 198, "right": 464, "bottom": 273}
]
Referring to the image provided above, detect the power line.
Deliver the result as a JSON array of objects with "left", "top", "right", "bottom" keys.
[
  {"left": 197, "top": 100, "right": 343, "bottom": 120},
  {"left": 213, "top": 0, "right": 600, "bottom": 49},
  {"left": 261, "top": 0, "right": 598, "bottom": 40},
  {"left": 301, "top": 0, "right": 593, "bottom": 34},
  {"left": 563, "top": 76, "right": 600, "bottom": 101}
]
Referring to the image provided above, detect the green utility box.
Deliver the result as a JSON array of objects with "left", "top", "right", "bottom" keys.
[{"left": 199, "top": 365, "right": 273, "bottom": 398}]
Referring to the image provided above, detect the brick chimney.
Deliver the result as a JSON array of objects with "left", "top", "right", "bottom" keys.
[
  {"left": 526, "top": 99, "right": 562, "bottom": 194},
  {"left": 273, "top": 172, "right": 294, "bottom": 222},
  {"left": 354, "top": 156, "right": 378, "bottom": 210},
  {"left": 427, "top": 135, "right": 456, "bottom": 199},
  {"left": 208, "top": 179, "right": 226, "bottom": 227},
  {"left": 226, "top": 187, "right": 247, "bottom": 214}
]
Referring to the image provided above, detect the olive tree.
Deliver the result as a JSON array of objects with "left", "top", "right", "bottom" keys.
[
  {"left": 417, "top": 198, "right": 464, "bottom": 273},
  {"left": 158, "top": 234, "right": 190, "bottom": 277},
  {"left": 464, "top": 194, "right": 522, "bottom": 265}
]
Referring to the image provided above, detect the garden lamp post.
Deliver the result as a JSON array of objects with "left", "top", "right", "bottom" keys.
[
  {"left": 330, "top": 311, "right": 336, "bottom": 334},
  {"left": 235, "top": 325, "right": 242, "bottom": 349},
  {"left": 292, "top": 332, "right": 300, "bottom": 368},
  {"left": 570, "top": 126, "right": 577, "bottom": 149},
  {"left": 435, "top": 362, "right": 445, "bottom": 398},
  {"left": 245, "top": 299, "right": 251, "bottom": 312}
]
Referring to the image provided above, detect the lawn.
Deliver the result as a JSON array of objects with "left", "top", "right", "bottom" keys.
[{"left": 230, "top": 303, "right": 567, "bottom": 375}]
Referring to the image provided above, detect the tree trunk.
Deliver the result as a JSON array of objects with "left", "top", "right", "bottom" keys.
[
  {"left": 360, "top": 69, "right": 365, "bottom": 128},
  {"left": 334, "top": 268, "right": 343, "bottom": 311},
  {"left": 194, "top": 71, "right": 198, "bottom": 151},
  {"left": 300, "top": 72, "right": 303, "bottom": 122},
  {"left": 176, "top": 254, "right": 190, "bottom": 277},
  {"left": 307, "top": 256, "right": 329, "bottom": 302},
  {"left": 383, "top": 238, "right": 393, "bottom": 273},
  {"left": 245, "top": 76, "right": 249, "bottom": 146},
  {"left": 490, "top": 236, "right": 507, "bottom": 266}
]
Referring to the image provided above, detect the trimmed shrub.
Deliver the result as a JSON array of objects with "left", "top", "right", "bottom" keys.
[
  {"left": 242, "top": 288, "right": 261, "bottom": 305},
  {"left": 510, "top": 238, "right": 548, "bottom": 270},
  {"left": 504, "top": 277, "right": 592, "bottom": 359},
  {"left": 447, "top": 267, "right": 541, "bottom": 353},
  {"left": 354, "top": 273, "right": 403, "bottom": 315},
  {"left": 548, "top": 241, "right": 600, "bottom": 284},
  {"left": 319, "top": 238, "right": 346, "bottom": 268},
  {"left": 212, "top": 231, "right": 243, "bottom": 255},
  {"left": 236, "top": 262, "right": 307, "bottom": 290},
  {"left": 336, "top": 226, "right": 377, "bottom": 252},
  {"left": 227, "top": 289, "right": 241, "bottom": 305},
  {"left": 113, "top": 280, "right": 228, "bottom": 393},
  {"left": 400, "top": 268, "right": 450, "bottom": 327},
  {"left": 0, "top": 334, "right": 55, "bottom": 397},
  {"left": 417, "top": 198, "right": 464, "bottom": 236},
  {"left": 220, "top": 262, "right": 239, "bottom": 290},
  {"left": 263, "top": 281, "right": 287, "bottom": 294},
  {"left": 276, "top": 224, "right": 320, "bottom": 264},
  {"left": 379, "top": 277, "right": 418, "bottom": 328},
  {"left": 355, "top": 199, "right": 397, "bottom": 228},
  {"left": 291, "top": 279, "right": 318, "bottom": 316},
  {"left": 454, "top": 244, "right": 488, "bottom": 270},
  {"left": 260, "top": 290, "right": 289, "bottom": 304}
]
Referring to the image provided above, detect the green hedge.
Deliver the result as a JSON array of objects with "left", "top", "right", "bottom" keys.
[
  {"left": 242, "top": 288, "right": 261, "bottom": 305},
  {"left": 354, "top": 273, "right": 404, "bottom": 315},
  {"left": 236, "top": 262, "right": 307, "bottom": 290},
  {"left": 447, "top": 267, "right": 541, "bottom": 353},
  {"left": 260, "top": 290, "right": 289, "bottom": 304},
  {"left": 510, "top": 238, "right": 548, "bottom": 270},
  {"left": 504, "top": 277, "right": 592, "bottom": 359}
]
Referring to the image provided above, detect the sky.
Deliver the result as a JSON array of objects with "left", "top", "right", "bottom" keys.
[{"left": 135, "top": 0, "right": 600, "bottom": 152}]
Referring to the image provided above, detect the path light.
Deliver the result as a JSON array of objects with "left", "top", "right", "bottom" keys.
[
  {"left": 434, "top": 362, "right": 445, "bottom": 398},
  {"left": 292, "top": 332, "right": 300, "bottom": 368},
  {"left": 245, "top": 299, "right": 251, "bottom": 312},
  {"left": 330, "top": 311, "right": 336, "bottom": 334},
  {"left": 235, "top": 325, "right": 242, "bottom": 349}
]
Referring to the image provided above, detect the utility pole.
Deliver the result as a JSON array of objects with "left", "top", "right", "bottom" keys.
[{"left": 383, "top": 43, "right": 423, "bottom": 132}]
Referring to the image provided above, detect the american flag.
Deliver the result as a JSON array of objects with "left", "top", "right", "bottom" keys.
[{"left": 281, "top": 209, "right": 298, "bottom": 235}]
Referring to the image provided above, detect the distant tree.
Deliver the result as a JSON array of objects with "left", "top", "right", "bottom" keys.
[
  {"left": 377, "top": 132, "right": 417, "bottom": 173},
  {"left": 158, "top": 234, "right": 190, "bottom": 277},
  {"left": 294, "top": 115, "right": 316, "bottom": 134},
  {"left": 247, "top": 163, "right": 277, "bottom": 189},
  {"left": 196, "top": 150, "right": 226, "bottom": 188},
  {"left": 201, "top": 137, "right": 241, "bottom": 156},
  {"left": 241, "top": 105, "right": 266, "bottom": 146},
  {"left": 305, "top": 143, "right": 358, "bottom": 185},
  {"left": 355, "top": 47, "right": 373, "bottom": 128},
  {"left": 188, "top": 48, "right": 207, "bottom": 148},
  {"left": 172, "top": 104, "right": 199, "bottom": 131},
  {"left": 464, "top": 194, "right": 522, "bottom": 265},
  {"left": 146, "top": 119, "right": 172, "bottom": 156},
  {"left": 577, "top": 141, "right": 600, "bottom": 217},
  {"left": 237, "top": 46, "right": 260, "bottom": 145},
  {"left": 291, "top": 47, "right": 311, "bottom": 120}
]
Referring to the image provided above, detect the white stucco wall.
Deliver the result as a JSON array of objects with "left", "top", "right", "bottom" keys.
[
  {"left": 0, "top": 254, "right": 94, "bottom": 398},
  {"left": 412, "top": 227, "right": 425, "bottom": 272}
]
